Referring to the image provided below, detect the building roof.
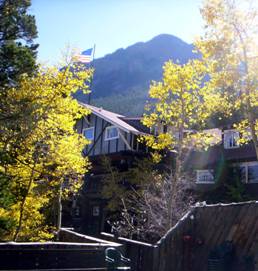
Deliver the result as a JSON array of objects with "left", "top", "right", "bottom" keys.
[
  {"left": 79, "top": 103, "right": 148, "bottom": 135},
  {"left": 187, "top": 143, "right": 257, "bottom": 169},
  {"left": 120, "top": 117, "right": 150, "bottom": 134}
]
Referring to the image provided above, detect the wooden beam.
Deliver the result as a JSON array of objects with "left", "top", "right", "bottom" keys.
[
  {"left": 83, "top": 115, "right": 90, "bottom": 125},
  {"left": 84, "top": 122, "right": 109, "bottom": 156},
  {"left": 118, "top": 129, "right": 132, "bottom": 151}
]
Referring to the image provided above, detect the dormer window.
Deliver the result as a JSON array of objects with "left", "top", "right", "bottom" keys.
[
  {"left": 83, "top": 127, "right": 95, "bottom": 141},
  {"left": 105, "top": 126, "right": 119, "bottom": 140},
  {"left": 196, "top": 170, "right": 214, "bottom": 184},
  {"left": 224, "top": 130, "right": 239, "bottom": 149}
]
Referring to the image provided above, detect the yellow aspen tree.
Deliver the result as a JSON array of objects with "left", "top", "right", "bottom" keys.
[
  {"left": 142, "top": 59, "right": 218, "bottom": 229},
  {"left": 196, "top": 0, "right": 258, "bottom": 158},
  {"left": 0, "top": 63, "right": 92, "bottom": 241}
]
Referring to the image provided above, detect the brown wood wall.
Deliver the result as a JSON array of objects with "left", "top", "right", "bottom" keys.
[
  {"left": 156, "top": 201, "right": 258, "bottom": 271},
  {"left": 56, "top": 202, "right": 258, "bottom": 271}
]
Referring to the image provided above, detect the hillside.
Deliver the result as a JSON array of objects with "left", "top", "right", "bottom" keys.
[{"left": 75, "top": 34, "right": 198, "bottom": 116}]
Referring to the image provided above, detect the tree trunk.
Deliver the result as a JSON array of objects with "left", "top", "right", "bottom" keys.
[
  {"left": 167, "top": 124, "right": 184, "bottom": 230},
  {"left": 235, "top": 24, "right": 258, "bottom": 160},
  {"left": 248, "top": 111, "right": 258, "bottom": 160},
  {"left": 13, "top": 164, "right": 36, "bottom": 241},
  {"left": 56, "top": 184, "right": 62, "bottom": 240}
]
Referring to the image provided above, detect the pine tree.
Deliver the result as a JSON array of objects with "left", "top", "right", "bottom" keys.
[{"left": 0, "top": 0, "right": 38, "bottom": 87}]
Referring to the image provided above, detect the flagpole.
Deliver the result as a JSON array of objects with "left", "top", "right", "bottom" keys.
[{"left": 88, "top": 44, "right": 96, "bottom": 105}]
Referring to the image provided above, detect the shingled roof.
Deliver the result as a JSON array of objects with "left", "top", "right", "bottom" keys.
[
  {"left": 187, "top": 142, "right": 257, "bottom": 168},
  {"left": 79, "top": 103, "right": 149, "bottom": 135},
  {"left": 120, "top": 117, "right": 150, "bottom": 134}
]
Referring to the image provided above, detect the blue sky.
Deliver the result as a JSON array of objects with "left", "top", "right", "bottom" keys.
[{"left": 30, "top": 0, "right": 204, "bottom": 64}]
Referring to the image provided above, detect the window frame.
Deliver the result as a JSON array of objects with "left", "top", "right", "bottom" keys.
[
  {"left": 223, "top": 129, "right": 240, "bottom": 149},
  {"left": 196, "top": 169, "right": 215, "bottom": 184},
  {"left": 239, "top": 161, "right": 258, "bottom": 184},
  {"left": 105, "top": 125, "right": 119, "bottom": 141},
  {"left": 82, "top": 127, "right": 95, "bottom": 141}
]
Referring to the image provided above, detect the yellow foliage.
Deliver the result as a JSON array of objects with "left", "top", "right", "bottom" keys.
[
  {"left": 196, "top": 0, "right": 258, "bottom": 158},
  {"left": 142, "top": 59, "right": 218, "bottom": 154},
  {"left": 0, "top": 62, "right": 92, "bottom": 241}
]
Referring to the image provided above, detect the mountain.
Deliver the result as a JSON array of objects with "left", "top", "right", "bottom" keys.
[{"left": 75, "top": 34, "right": 198, "bottom": 116}]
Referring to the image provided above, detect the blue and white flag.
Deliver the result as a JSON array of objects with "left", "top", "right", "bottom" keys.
[{"left": 75, "top": 48, "right": 93, "bottom": 63}]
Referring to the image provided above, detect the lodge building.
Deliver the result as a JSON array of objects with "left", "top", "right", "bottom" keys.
[{"left": 64, "top": 104, "right": 258, "bottom": 236}]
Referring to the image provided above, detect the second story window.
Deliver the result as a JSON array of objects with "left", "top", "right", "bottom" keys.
[
  {"left": 105, "top": 126, "right": 119, "bottom": 140},
  {"left": 150, "top": 123, "right": 165, "bottom": 136},
  {"left": 224, "top": 130, "right": 239, "bottom": 149},
  {"left": 83, "top": 127, "right": 95, "bottom": 141}
]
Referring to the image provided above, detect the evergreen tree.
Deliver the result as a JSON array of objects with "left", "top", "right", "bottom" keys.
[{"left": 0, "top": 0, "right": 38, "bottom": 86}]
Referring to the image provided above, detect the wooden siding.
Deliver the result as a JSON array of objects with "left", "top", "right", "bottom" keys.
[
  {"left": 95, "top": 202, "right": 258, "bottom": 271},
  {"left": 156, "top": 201, "right": 258, "bottom": 271},
  {"left": 76, "top": 114, "right": 134, "bottom": 156}
]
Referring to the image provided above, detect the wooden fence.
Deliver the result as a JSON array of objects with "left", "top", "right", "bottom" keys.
[
  {"left": 101, "top": 201, "right": 258, "bottom": 271},
  {"left": 2, "top": 202, "right": 258, "bottom": 271},
  {"left": 155, "top": 201, "right": 258, "bottom": 271},
  {"left": 0, "top": 230, "right": 122, "bottom": 271},
  {"left": 101, "top": 232, "right": 157, "bottom": 271},
  {"left": 0, "top": 242, "right": 111, "bottom": 270}
]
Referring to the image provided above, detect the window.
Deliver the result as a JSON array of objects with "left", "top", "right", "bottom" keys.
[
  {"left": 196, "top": 170, "right": 214, "bottom": 184},
  {"left": 83, "top": 127, "right": 94, "bottom": 141},
  {"left": 249, "top": 164, "right": 258, "bottom": 183},
  {"left": 150, "top": 126, "right": 159, "bottom": 136},
  {"left": 239, "top": 162, "right": 258, "bottom": 183},
  {"left": 105, "top": 126, "right": 119, "bottom": 140},
  {"left": 224, "top": 130, "right": 240, "bottom": 149},
  {"left": 151, "top": 123, "right": 166, "bottom": 136},
  {"left": 92, "top": 206, "right": 100, "bottom": 216},
  {"left": 75, "top": 207, "right": 80, "bottom": 217},
  {"left": 239, "top": 165, "right": 246, "bottom": 183}
]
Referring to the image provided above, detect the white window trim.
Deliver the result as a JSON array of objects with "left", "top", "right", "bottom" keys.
[
  {"left": 239, "top": 161, "right": 258, "bottom": 184},
  {"left": 196, "top": 169, "right": 215, "bottom": 184},
  {"left": 82, "top": 127, "right": 95, "bottom": 141},
  {"left": 223, "top": 129, "right": 240, "bottom": 149},
  {"left": 105, "top": 126, "right": 119, "bottom": 141}
]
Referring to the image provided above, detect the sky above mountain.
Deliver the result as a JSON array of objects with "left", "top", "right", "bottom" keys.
[{"left": 30, "top": 0, "right": 203, "bottom": 64}]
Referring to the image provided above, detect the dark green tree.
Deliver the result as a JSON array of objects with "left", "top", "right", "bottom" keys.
[
  {"left": 0, "top": 0, "right": 38, "bottom": 239},
  {"left": 0, "top": 0, "right": 38, "bottom": 87}
]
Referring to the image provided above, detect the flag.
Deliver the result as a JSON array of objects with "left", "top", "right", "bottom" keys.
[{"left": 75, "top": 48, "right": 93, "bottom": 63}]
